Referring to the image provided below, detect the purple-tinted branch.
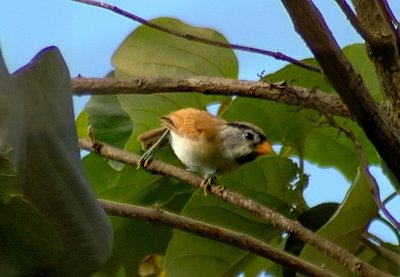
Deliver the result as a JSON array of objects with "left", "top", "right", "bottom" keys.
[{"left": 72, "top": 0, "right": 321, "bottom": 73}]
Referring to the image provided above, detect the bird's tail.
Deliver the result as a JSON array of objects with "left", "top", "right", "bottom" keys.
[{"left": 137, "top": 126, "right": 169, "bottom": 150}]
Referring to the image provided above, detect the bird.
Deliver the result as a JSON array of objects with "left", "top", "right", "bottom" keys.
[{"left": 137, "top": 108, "right": 272, "bottom": 193}]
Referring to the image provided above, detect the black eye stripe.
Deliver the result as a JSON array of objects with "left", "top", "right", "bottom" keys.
[{"left": 227, "top": 122, "right": 267, "bottom": 141}]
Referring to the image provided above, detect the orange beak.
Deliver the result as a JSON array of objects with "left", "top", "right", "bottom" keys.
[{"left": 256, "top": 141, "right": 272, "bottom": 155}]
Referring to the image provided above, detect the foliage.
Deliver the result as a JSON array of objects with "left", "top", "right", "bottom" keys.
[
  {"left": 1, "top": 16, "right": 399, "bottom": 277},
  {"left": 0, "top": 47, "right": 112, "bottom": 276},
  {"left": 76, "top": 18, "right": 398, "bottom": 276}
]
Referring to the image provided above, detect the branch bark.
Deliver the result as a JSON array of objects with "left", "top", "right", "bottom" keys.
[
  {"left": 99, "top": 199, "right": 337, "bottom": 277},
  {"left": 72, "top": 76, "right": 350, "bottom": 117},
  {"left": 351, "top": 0, "right": 400, "bottom": 128},
  {"left": 79, "top": 139, "right": 390, "bottom": 277},
  {"left": 281, "top": 0, "right": 400, "bottom": 188}
]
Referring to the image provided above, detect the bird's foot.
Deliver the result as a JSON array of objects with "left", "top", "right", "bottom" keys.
[
  {"left": 199, "top": 177, "right": 216, "bottom": 197},
  {"left": 137, "top": 149, "right": 154, "bottom": 169}
]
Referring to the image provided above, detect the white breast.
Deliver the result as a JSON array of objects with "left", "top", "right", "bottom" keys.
[
  {"left": 169, "top": 131, "right": 220, "bottom": 178},
  {"left": 170, "top": 130, "right": 239, "bottom": 177}
]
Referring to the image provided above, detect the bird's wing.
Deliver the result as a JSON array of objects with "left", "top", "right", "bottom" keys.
[{"left": 161, "top": 108, "right": 225, "bottom": 140}]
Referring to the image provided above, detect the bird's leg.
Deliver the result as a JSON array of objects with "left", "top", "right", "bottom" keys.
[
  {"left": 138, "top": 129, "right": 170, "bottom": 169},
  {"left": 200, "top": 176, "right": 216, "bottom": 197}
]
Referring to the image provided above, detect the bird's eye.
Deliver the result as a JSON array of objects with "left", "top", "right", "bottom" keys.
[{"left": 243, "top": 131, "right": 254, "bottom": 141}]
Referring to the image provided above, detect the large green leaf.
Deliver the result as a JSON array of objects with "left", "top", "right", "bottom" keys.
[
  {"left": 0, "top": 197, "right": 62, "bottom": 275},
  {"left": 1, "top": 47, "right": 112, "bottom": 275},
  {"left": 84, "top": 95, "right": 133, "bottom": 149},
  {"left": 83, "top": 153, "right": 193, "bottom": 275},
  {"left": 95, "top": 217, "right": 172, "bottom": 277},
  {"left": 165, "top": 156, "right": 301, "bottom": 276},
  {"left": 299, "top": 168, "right": 378, "bottom": 275},
  {"left": 112, "top": 17, "right": 237, "bottom": 153},
  {"left": 112, "top": 17, "right": 237, "bottom": 79},
  {"left": 78, "top": 17, "right": 239, "bottom": 276},
  {"left": 225, "top": 45, "right": 380, "bottom": 182},
  {"left": 263, "top": 44, "right": 380, "bottom": 97},
  {"left": 357, "top": 242, "right": 400, "bottom": 275}
]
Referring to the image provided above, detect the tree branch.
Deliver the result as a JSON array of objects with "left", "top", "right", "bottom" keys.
[
  {"left": 375, "top": 0, "right": 400, "bottom": 55},
  {"left": 79, "top": 139, "right": 390, "bottom": 277},
  {"left": 334, "top": 0, "right": 378, "bottom": 46},
  {"left": 72, "top": 76, "right": 350, "bottom": 117},
  {"left": 99, "top": 199, "right": 337, "bottom": 277},
  {"left": 281, "top": 0, "right": 400, "bottom": 193},
  {"left": 72, "top": 0, "right": 321, "bottom": 73},
  {"left": 351, "top": 0, "right": 400, "bottom": 129},
  {"left": 324, "top": 115, "right": 400, "bottom": 231}
]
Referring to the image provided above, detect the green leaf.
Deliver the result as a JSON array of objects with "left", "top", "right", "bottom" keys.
[
  {"left": 357, "top": 242, "right": 400, "bottom": 275},
  {"left": 75, "top": 109, "right": 89, "bottom": 139},
  {"left": 2, "top": 47, "right": 112, "bottom": 275},
  {"left": 303, "top": 117, "right": 378, "bottom": 180},
  {"left": 95, "top": 217, "right": 172, "bottom": 277},
  {"left": 83, "top": 153, "right": 193, "bottom": 207},
  {"left": 0, "top": 156, "right": 17, "bottom": 195},
  {"left": 223, "top": 91, "right": 378, "bottom": 182},
  {"left": 83, "top": 153, "right": 193, "bottom": 275},
  {"left": 79, "top": 18, "right": 239, "bottom": 276},
  {"left": 299, "top": 168, "right": 378, "bottom": 275},
  {"left": 0, "top": 197, "right": 62, "bottom": 275},
  {"left": 112, "top": 17, "right": 238, "bottom": 79},
  {"left": 165, "top": 156, "right": 301, "bottom": 276},
  {"left": 85, "top": 95, "right": 133, "bottom": 148},
  {"left": 256, "top": 43, "right": 380, "bottom": 180},
  {"left": 263, "top": 44, "right": 380, "bottom": 98},
  {"left": 264, "top": 58, "right": 333, "bottom": 93},
  {"left": 112, "top": 17, "right": 237, "bottom": 153},
  {"left": 342, "top": 44, "right": 381, "bottom": 99},
  {"left": 283, "top": 202, "right": 339, "bottom": 277}
]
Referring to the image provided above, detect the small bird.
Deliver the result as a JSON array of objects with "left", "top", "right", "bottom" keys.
[{"left": 138, "top": 108, "right": 272, "bottom": 192}]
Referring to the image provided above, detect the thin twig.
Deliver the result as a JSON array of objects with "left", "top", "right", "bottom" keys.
[
  {"left": 334, "top": 0, "right": 377, "bottom": 46},
  {"left": 79, "top": 139, "right": 389, "bottom": 277},
  {"left": 72, "top": 0, "right": 321, "bottom": 73},
  {"left": 383, "top": 191, "right": 399, "bottom": 206},
  {"left": 99, "top": 199, "right": 337, "bottom": 277},
  {"left": 362, "top": 235, "right": 400, "bottom": 266},
  {"left": 71, "top": 76, "right": 350, "bottom": 117},
  {"left": 374, "top": 216, "right": 400, "bottom": 244},
  {"left": 324, "top": 115, "right": 400, "bottom": 231}
]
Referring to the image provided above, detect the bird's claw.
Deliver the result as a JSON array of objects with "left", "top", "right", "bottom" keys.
[
  {"left": 138, "top": 151, "right": 153, "bottom": 169},
  {"left": 200, "top": 177, "right": 215, "bottom": 197}
]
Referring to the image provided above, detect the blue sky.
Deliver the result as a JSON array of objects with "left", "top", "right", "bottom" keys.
[{"left": 1, "top": 0, "right": 399, "bottom": 243}]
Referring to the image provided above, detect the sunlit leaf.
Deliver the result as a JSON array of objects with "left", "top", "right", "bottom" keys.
[
  {"left": 165, "top": 156, "right": 301, "bottom": 276},
  {"left": 256, "top": 43, "right": 380, "bottom": 180},
  {"left": 112, "top": 17, "right": 237, "bottom": 153},
  {"left": 263, "top": 44, "right": 380, "bottom": 98},
  {"left": 299, "top": 168, "right": 378, "bottom": 275},
  {"left": 85, "top": 95, "right": 133, "bottom": 148}
]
